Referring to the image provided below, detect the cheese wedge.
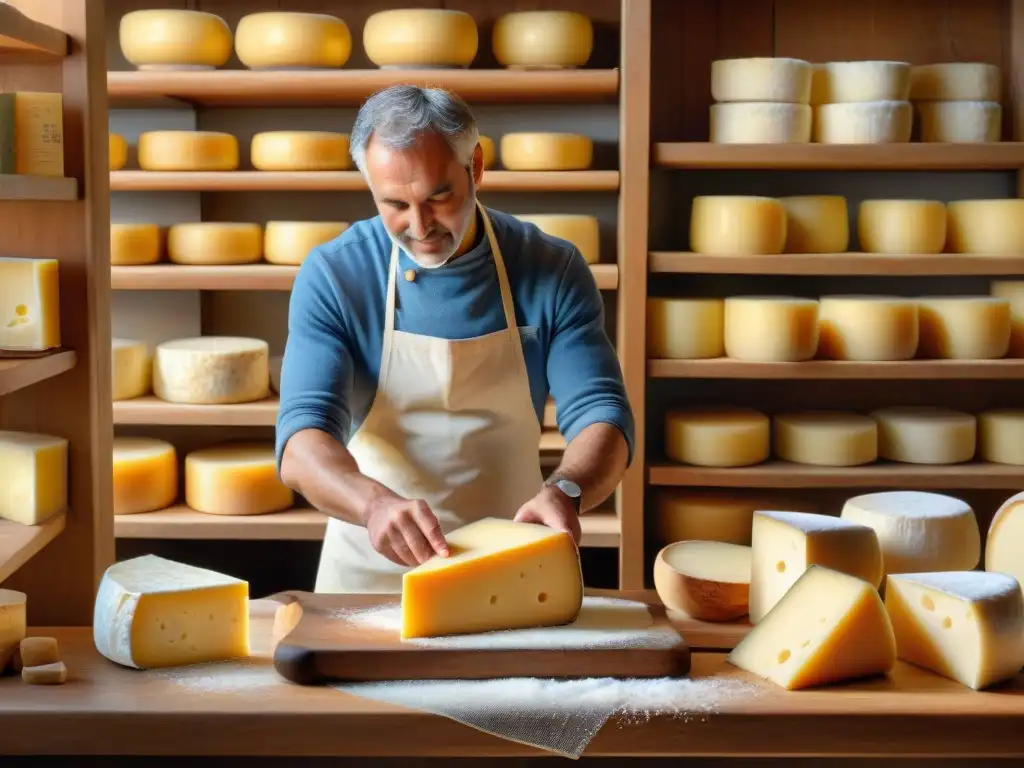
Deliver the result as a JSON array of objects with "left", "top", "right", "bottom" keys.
[{"left": 0, "top": 431, "right": 68, "bottom": 525}]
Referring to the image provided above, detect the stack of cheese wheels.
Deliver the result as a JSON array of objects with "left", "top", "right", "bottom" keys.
[
  {"left": 110, "top": 223, "right": 161, "bottom": 266},
  {"left": 723, "top": 296, "right": 819, "bottom": 362},
  {"left": 978, "top": 409, "right": 1024, "bottom": 465},
  {"left": 857, "top": 199, "right": 946, "bottom": 254},
  {"left": 109, "top": 134, "right": 127, "bottom": 171},
  {"left": 363, "top": 9, "right": 478, "bottom": 68},
  {"left": 185, "top": 442, "right": 293, "bottom": 516},
  {"left": 871, "top": 406, "right": 977, "bottom": 465},
  {"left": 946, "top": 200, "right": 1024, "bottom": 256},
  {"left": 910, "top": 63, "right": 1002, "bottom": 142},
  {"left": 773, "top": 411, "right": 878, "bottom": 467},
  {"left": 112, "top": 437, "right": 177, "bottom": 516},
  {"left": 234, "top": 12, "right": 351, "bottom": 69},
  {"left": 646, "top": 298, "right": 724, "bottom": 359},
  {"left": 817, "top": 295, "right": 919, "bottom": 361},
  {"left": 111, "top": 338, "right": 151, "bottom": 401},
  {"left": 917, "top": 296, "right": 1011, "bottom": 359},
  {"left": 264, "top": 222, "right": 348, "bottom": 266},
  {"left": 690, "top": 196, "right": 787, "bottom": 255},
  {"left": 499, "top": 133, "right": 592, "bottom": 170},
  {"left": 251, "top": 131, "right": 351, "bottom": 171},
  {"left": 516, "top": 214, "right": 599, "bottom": 263},
  {"left": 664, "top": 406, "right": 770, "bottom": 468},
  {"left": 153, "top": 337, "right": 270, "bottom": 405},
  {"left": 709, "top": 57, "right": 812, "bottom": 143},
  {"left": 779, "top": 195, "right": 849, "bottom": 253},
  {"left": 492, "top": 11, "right": 593, "bottom": 69},
  {"left": 137, "top": 131, "right": 239, "bottom": 171},
  {"left": 990, "top": 280, "right": 1024, "bottom": 356},
  {"left": 167, "top": 223, "right": 262, "bottom": 266},
  {"left": 119, "top": 9, "right": 232, "bottom": 70},
  {"left": 810, "top": 61, "right": 912, "bottom": 143},
  {"left": 478, "top": 135, "right": 496, "bottom": 169}
]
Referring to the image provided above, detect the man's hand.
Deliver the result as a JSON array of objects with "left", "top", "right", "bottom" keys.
[
  {"left": 513, "top": 485, "right": 582, "bottom": 545},
  {"left": 365, "top": 493, "right": 450, "bottom": 567}
]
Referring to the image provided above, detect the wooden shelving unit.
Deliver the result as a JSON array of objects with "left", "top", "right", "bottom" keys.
[
  {"left": 0, "top": 174, "right": 78, "bottom": 201},
  {"left": 0, "top": 2, "right": 69, "bottom": 59},
  {"left": 0, "top": 352, "right": 77, "bottom": 398},
  {"left": 648, "top": 359, "right": 1024, "bottom": 379},
  {"left": 650, "top": 252, "right": 1024, "bottom": 276}
]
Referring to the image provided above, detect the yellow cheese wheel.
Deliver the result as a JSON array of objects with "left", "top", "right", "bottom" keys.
[
  {"left": 647, "top": 298, "right": 725, "bottom": 359},
  {"left": 773, "top": 411, "right": 878, "bottom": 467},
  {"left": 655, "top": 490, "right": 820, "bottom": 546},
  {"left": 813, "top": 101, "right": 913, "bottom": 144},
  {"left": 235, "top": 12, "right": 352, "bottom": 69},
  {"left": 109, "top": 133, "right": 127, "bottom": 171},
  {"left": 779, "top": 196, "right": 849, "bottom": 253},
  {"left": 915, "top": 102, "right": 1002, "bottom": 143},
  {"left": 910, "top": 63, "right": 1001, "bottom": 102},
  {"left": 917, "top": 297, "right": 1011, "bottom": 360},
  {"left": 112, "top": 437, "right": 178, "bottom": 516},
  {"left": 167, "top": 223, "right": 262, "bottom": 266},
  {"left": 690, "top": 196, "right": 787, "bottom": 256},
  {"left": 264, "top": 222, "right": 349, "bottom": 266},
  {"left": 665, "top": 407, "right": 770, "bottom": 468},
  {"left": 978, "top": 409, "right": 1024, "bottom": 466},
  {"left": 185, "top": 442, "right": 293, "bottom": 516},
  {"left": 110, "top": 223, "right": 161, "bottom": 266},
  {"left": 111, "top": 338, "right": 151, "bottom": 401},
  {"left": 137, "top": 131, "right": 239, "bottom": 172},
  {"left": 119, "top": 9, "right": 232, "bottom": 70},
  {"left": 946, "top": 200, "right": 1024, "bottom": 256},
  {"left": 818, "top": 296, "right": 919, "bottom": 361},
  {"left": 492, "top": 11, "right": 593, "bottom": 69},
  {"left": 499, "top": 133, "right": 592, "bottom": 171},
  {"left": 723, "top": 296, "right": 820, "bottom": 362},
  {"left": 516, "top": 214, "right": 599, "bottom": 263},
  {"left": 990, "top": 281, "right": 1024, "bottom": 357},
  {"left": 478, "top": 135, "right": 496, "bottom": 169},
  {"left": 810, "top": 61, "right": 911, "bottom": 104},
  {"left": 250, "top": 131, "right": 351, "bottom": 171},
  {"left": 363, "top": 9, "right": 478, "bottom": 68},
  {"left": 857, "top": 200, "right": 946, "bottom": 254},
  {"left": 871, "top": 407, "right": 977, "bottom": 465},
  {"left": 711, "top": 57, "right": 812, "bottom": 104}
]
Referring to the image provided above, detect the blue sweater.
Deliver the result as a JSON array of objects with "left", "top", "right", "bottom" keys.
[{"left": 275, "top": 206, "right": 635, "bottom": 469}]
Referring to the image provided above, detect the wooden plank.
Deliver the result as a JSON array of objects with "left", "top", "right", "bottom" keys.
[
  {"left": 650, "top": 251, "right": 1024, "bottom": 276},
  {"left": 0, "top": 2, "right": 68, "bottom": 59},
  {"left": 0, "top": 351, "right": 76, "bottom": 397},
  {"left": 648, "top": 358, "right": 1024, "bottom": 380},
  {"left": 0, "top": 512, "right": 65, "bottom": 584},
  {"left": 0, "top": 175, "right": 77, "bottom": 201}
]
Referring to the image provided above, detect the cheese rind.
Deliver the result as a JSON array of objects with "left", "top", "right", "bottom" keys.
[
  {"left": 363, "top": 9, "right": 478, "bottom": 68},
  {"left": 813, "top": 101, "right": 913, "bottom": 143},
  {"left": 857, "top": 200, "right": 946, "bottom": 254},
  {"left": 947, "top": 200, "right": 1024, "bottom": 256},
  {"left": 109, "top": 133, "right": 127, "bottom": 171},
  {"left": 917, "top": 296, "right": 1011, "bottom": 359},
  {"left": 0, "top": 431, "right": 68, "bottom": 526},
  {"left": 110, "top": 223, "right": 161, "bottom": 266},
  {"left": 0, "top": 590, "right": 27, "bottom": 673},
  {"left": 113, "top": 437, "right": 178, "bottom": 516},
  {"left": 916, "top": 101, "right": 1001, "bottom": 143},
  {"left": 111, "top": 338, "right": 151, "bottom": 401},
  {"left": 499, "top": 133, "right": 592, "bottom": 171},
  {"left": 250, "top": 131, "right": 351, "bottom": 171},
  {"left": 690, "top": 196, "right": 788, "bottom": 256},
  {"left": 516, "top": 214, "right": 599, "bottom": 264},
  {"left": 710, "top": 57, "right": 812, "bottom": 104},
  {"left": 492, "top": 11, "right": 593, "bottom": 69},
  {"left": 990, "top": 281, "right": 1024, "bottom": 356},
  {"left": 710, "top": 103, "right": 812, "bottom": 144},
  {"left": 910, "top": 63, "right": 1001, "bottom": 102},
  {"left": 264, "top": 222, "right": 348, "bottom": 266},
  {"left": 167, "top": 223, "right": 262, "bottom": 266},
  {"left": 185, "top": 442, "right": 293, "bottom": 516},
  {"left": 723, "top": 296, "right": 819, "bottom": 362},
  {"left": 985, "top": 492, "right": 1024, "bottom": 589},
  {"left": 234, "top": 12, "right": 352, "bottom": 70},
  {"left": 137, "top": 131, "right": 239, "bottom": 172},
  {"left": 871, "top": 406, "right": 977, "bottom": 465},
  {"left": 654, "top": 541, "right": 751, "bottom": 622},
  {"left": 0, "top": 257, "right": 60, "bottom": 351},
  {"left": 646, "top": 298, "right": 724, "bottom": 359},
  {"left": 779, "top": 195, "right": 849, "bottom": 253},
  {"left": 978, "top": 409, "right": 1024, "bottom": 465},
  {"left": 810, "top": 61, "right": 911, "bottom": 104},
  {"left": 773, "top": 411, "right": 878, "bottom": 467},
  {"left": 153, "top": 336, "right": 270, "bottom": 405},
  {"left": 664, "top": 407, "right": 770, "bottom": 468},
  {"left": 119, "top": 9, "right": 232, "bottom": 70},
  {"left": 817, "top": 295, "right": 919, "bottom": 361}
]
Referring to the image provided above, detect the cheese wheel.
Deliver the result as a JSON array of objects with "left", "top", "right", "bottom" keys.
[
  {"left": 110, "top": 223, "right": 161, "bottom": 266},
  {"left": 153, "top": 337, "right": 270, "bottom": 405},
  {"left": 871, "top": 406, "right": 977, "bottom": 465},
  {"left": 492, "top": 11, "right": 593, "bottom": 69},
  {"left": 723, "top": 296, "right": 819, "bottom": 362},
  {"left": 978, "top": 409, "right": 1024, "bottom": 465},
  {"left": 779, "top": 196, "right": 849, "bottom": 253},
  {"left": 857, "top": 200, "right": 946, "bottom": 254},
  {"left": 111, "top": 338, "right": 151, "bottom": 401},
  {"left": 234, "top": 12, "right": 351, "bottom": 70},
  {"left": 250, "top": 131, "right": 351, "bottom": 172},
  {"left": 986, "top": 492, "right": 1024, "bottom": 588},
  {"left": 646, "top": 298, "right": 724, "bottom": 359},
  {"left": 990, "top": 281, "right": 1024, "bottom": 356},
  {"left": 478, "top": 135, "right": 496, "bottom": 169},
  {"left": 773, "top": 411, "right": 878, "bottom": 467},
  {"left": 112, "top": 437, "right": 178, "bottom": 516},
  {"left": 654, "top": 541, "right": 752, "bottom": 622},
  {"left": 817, "top": 296, "right": 919, "bottom": 361},
  {"left": 655, "top": 491, "right": 819, "bottom": 546},
  {"left": 167, "top": 223, "right": 262, "bottom": 266},
  {"left": 269, "top": 355, "right": 282, "bottom": 395},
  {"left": 916, "top": 101, "right": 1001, "bottom": 143},
  {"left": 499, "top": 133, "right": 592, "bottom": 171},
  {"left": 363, "top": 9, "right": 478, "bottom": 68},
  {"left": 690, "top": 196, "right": 787, "bottom": 256},
  {"left": 917, "top": 296, "right": 1011, "bottom": 359},
  {"left": 664, "top": 407, "right": 770, "bottom": 468},
  {"left": 264, "top": 222, "right": 348, "bottom": 266},
  {"left": 709, "top": 103, "right": 812, "bottom": 144},
  {"left": 109, "top": 133, "right": 127, "bottom": 171},
  {"left": 185, "top": 443, "right": 293, "bottom": 516},
  {"left": 809, "top": 61, "right": 911, "bottom": 105},
  {"left": 137, "top": 131, "right": 238, "bottom": 172},
  {"left": 119, "top": 9, "right": 232, "bottom": 70},
  {"left": 910, "top": 63, "right": 1001, "bottom": 102},
  {"left": 813, "top": 101, "right": 912, "bottom": 143},
  {"left": 516, "top": 214, "right": 598, "bottom": 263},
  {"left": 946, "top": 200, "right": 1024, "bottom": 256},
  {"left": 710, "top": 57, "right": 812, "bottom": 104}
]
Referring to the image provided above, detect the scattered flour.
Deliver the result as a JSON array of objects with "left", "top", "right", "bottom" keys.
[{"left": 155, "top": 659, "right": 283, "bottom": 693}]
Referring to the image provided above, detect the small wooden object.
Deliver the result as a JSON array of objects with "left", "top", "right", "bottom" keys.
[{"left": 21, "top": 660, "right": 66, "bottom": 685}]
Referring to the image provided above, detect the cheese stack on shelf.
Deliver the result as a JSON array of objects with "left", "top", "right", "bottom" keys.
[
  {"left": 857, "top": 199, "right": 946, "bottom": 254},
  {"left": 709, "top": 58, "right": 812, "bottom": 144},
  {"left": 910, "top": 63, "right": 1002, "bottom": 143},
  {"left": 947, "top": 200, "right": 1024, "bottom": 255},
  {"left": 810, "top": 61, "right": 912, "bottom": 144}
]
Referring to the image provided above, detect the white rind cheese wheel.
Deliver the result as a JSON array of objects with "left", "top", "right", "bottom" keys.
[
  {"left": 109, "top": 133, "right": 127, "bottom": 171},
  {"left": 817, "top": 296, "right": 919, "bottom": 361},
  {"left": 813, "top": 101, "right": 913, "bottom": 144},
  {"left": 779, "top": 196, "right": 849, "bottom": 253},
  {"left": 917, "top": 296, "right": 1011, "bottom": 360},
  {"left": 773, "top": 411, "right": 878, "bottom": 467},
  {"left": 990, "top": 281, "right": 1024, "bottom": 356},
  {"left": 250, "top": 131, "right": 351, "bottom": 171},
  {"left": 478, "top": 135, "right": 496, "bottom": 169},
  {"left": 119, "top": 9, "right": 232, "bottom": 70},
  {"left": 871, "top": 406, "right": 977, "bottom": 465},
  {"left": 137, "top": 131, "right": 239, "bottom": 172},
  {"left": 111, "top": 338, "right": 151, "bottom": 401},
  {"left": 646, "top": 298, "right": 724, "bottom": 359},
  {"left": 516, "top": 214, "right": 599, "bottom": 264},
  {"left": 234, "top": 12, "right": 352, "bottom": 70},
  {"left": 910, "top": 63, "right": 1001, "bottom": 102},
  {"left": 810, "top": 61, "right": 911, "bottom": 105},
  {"left": 492, "top": 11, "right": 593, "bottom": 69},
  {"left": 978, "top": 409, "right": 1024, "bottom": 465},
  {"left": 264, "top": 222, "right": 348, "bottom": 266},
  {"left": 185, "top": 442, "right": 293, "bottom": 516},
  {"left": 269, "top": 355, "right": 282, "bottom": 395},
  {"left": 153, "top": 337, "right": 270, "bottom": 405},
  {"left": 840, "top": 491, "right": 980, "bottom": 575},
  {"left": 710, "top": 57, "right": 812, "bottom": 104},
  {"left": 499, "top": 133, "right": 592, "bottom": 171},
  {"left": 112, "top": 437, "right": 178, "bottom": 516},
  {"left": 110, "top": 223, "right": 161, "bottom": 266},
  {"left": 664, "top": 407, "right": 770, "bottom": 468},
  {"left": 167, "top": 223, "right": 262, "bottom": 266},
  {"left": 857, "top": 200, "right": 946, "bottom": 254},
  {"left": 986, "top": 492, "right": 1024, "bottom": 588},
  {"left": 723, "top": 296, "right": 819, "bottom": 362},
  {"left": 653, "top": 541, "right": 752, "bottom": 622},
  {"left": 916, "top": 101, "right": 1001, "bottom": 143},
  {"left": 946, "top": 200, "right": 1024, "bottom": 256},
  {"left": 690, "top": 196, "right": 787, "bottom": 256},
  {"left": 363, "top": 9, "right": 478, "bottom": 68},
  {"left": 709, "top": 103, "right": 812, "bottom": 144}
]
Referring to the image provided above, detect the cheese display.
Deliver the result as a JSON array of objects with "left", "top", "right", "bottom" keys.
[
  {"left": 810, "top": 61, "right": 911, "bottom": 104},
  {"left": 653, "top": 541, "right": 751, "bottom": 622},
  {"left": 185, "top": 442, "right": 293, "bottom": 516},
  {"left": 729, "top": 565, "right": 896, "bottom": 690},
  {"left": 664, "top": 407, "right": 770, "bottom": 468},
  {"left": 153, "top": 336, "right": 270, "bottom": 405},
  {"left": 779, "top": 195, "right": 849, "bottom": 253},
  {"left": 363, "top": 9, "right": 478, "bottom": 68},
  {"left": 109, "top": 133, "right": 127, "bottom": 171},
  {"left": 985, "top": 492, "right": 1024, "bottom": 588},
  {"left": 111, "top": 338, "right": 151, "bottom": 401},
  {"left": 709, "top": 103, "right": 812, "bottom": 143},
  {"left": 234, "top": 12, "right": 352, "bottom": 70},
  {"left": 269, "top": 355, "right": 282, "bottom": 394},
  {"left": 710, "top": 57, "right": 812, "bottom": 103},
  {"left": 112, "top": 437, "right": 178, "bottom": 516},
  {"left": 655, "top": 491, "right": 819, "bottom": 546},
  {"left": 773, "top": 411, "right": 878, "bottom": 467},
  {"left": 0, "top": 257, "right": 60, "bottom": 352},
  {"left": 0, "top": 92, "right": 64, "bottom": 176},
  {"left": 119, "top": 9, "right": 233, "bottom": 70},
  {"left": 856, "top": 200, "right": 946, "bottom": 254},
  {"left": 978, "top": 409, "right": 1024, "bottom": 465},
  {"left": 492, "top": 11, "right": 593, "bottom": 69},
  {"left": 93, "top": 555, "right": 249, "bottom": 669},
  {"left": 748, "top": 511, "right": 883, "bottom": 624},
  {"left": 250, "top": 131, "right": 351, "bottom": 171},
  {"left": 264, "top": 222, "right": 348, "bottom": 266},
  {"left": 0, "top": 431, "right": 68, "bottom": 525},
  {"left": 167, "top": 223, "right": 262, "bottom": 266},
  {"left": 723, "top": 296, "right": 819, "bottom": 362},
  {"left": 499, "top": 133, "right": 592, "bottom": 171},
  {"left": 110, "top": 223, "right": 161, "bottom": 266},
  {"left": 813, "top": 101, "right": 913, "bottom": 143},
  {"left": 990, "top": 281, "right": 1024, "bottom": 356},
  {"left": 137, "top": 131, "right": 239, "bottom": 172},
  {"left": 915, "top": 101, "right": 1001, "bottom": 142},
  {"left": 690, "top": 196, "right": 788, "bottom": 256},
  {"left": 0, "top": 590, "right": 27, "bottom": 673},
  {"left": 909, "top": 63, "right": 1001, "bottom": 102},
  {"left": 885, "top": 571, "right": 1024, "bottom": 690},
  {"left": 917, "top": 296, "right": 1011, "bottom": 359},
  {"left": 400, "top": 518, "right": 583, "bottom": 639},
  {"left": 871, "top": 406, "right": 977, "bottom": 465},
  {"left": 817, "top": 296, "right": 919, "bottom": 361},
  {"left": 516, "top": 214, "right": 599, "bottom": 264},
  {"left": 840, "top": 491, "right": 980, "bottom": 575},
  {"left": 478, "top": 135, "right": 496, "bottom": 169},
  {"left": 646, "top": 298, "right": 724, "bottom": 359},
  {"left": 946, "top": 200, "right": 1024, "bottom": 255}
]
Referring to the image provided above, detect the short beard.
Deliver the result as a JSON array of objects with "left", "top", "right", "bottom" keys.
[{"left": 388, "top": 172, "right": 477, "bottom": 270}]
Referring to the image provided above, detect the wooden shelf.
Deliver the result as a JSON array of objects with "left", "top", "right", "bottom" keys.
[
  {"left": 649, "top": 251, "right": 1024, "bottom": 276},
  {"left": 107, "top": 69, "right": 619, "bottom": 108},
  {"left": 0, "top": 3, "right": 68, "bottom": 60},
  {"left": 0, "top": 511, "right": 66, "bottom": 584},
  {"left": 0, "top": 351, "right": 76, "bottom": 397},
  {"left": 0, "top": 175, "right": 77, "bottom": 201},
  {"left": 648, "top": 358, "right": 1024, "bottom": 380}
]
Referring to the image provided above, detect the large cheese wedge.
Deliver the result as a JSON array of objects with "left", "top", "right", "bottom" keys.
[
  {"left": 840, "top": 491, "right": 980, "bottom": 575},
  {"left": 773, "top": 411, "right": 878, "bottom": 467},
  {"left": 110, "top": 223, "right": 161, "bottom": 266},
  {"left": 499, "top": 133, "right": 592, "bottom": 171},
  {"left": 655, "top": 490, "right": 820, "bottom": 546},
  {"left": 857, "top": 200, "right": 946, "bottom": 254},
  {"left": 916, "top": 101, "right": 1001, "bottom": 143},
  {"left": 234, "top": 12, "right": 351, "bottom": 70},
  {"left": 946, "top": 200, "right": 1024, "bottom": 256},
  {"left": 0, "top": 257, "right": 60, "bottom": 352},
  {"left": 111, "top": 338, "right": 151, "bottom": 401},
  {"left": 710, "top": 57, "right": 812, "bottom": 103},
  {"left": 910, "top": 63, "right": 1001, "bottom": 102},
  {"left": 664, "top": 407, "right": 770, "bottom": 468},
  {"left": 813, "top": 101, "right": 913, "bottom": 143},
  {"left": 113, "top": 437, "right": 178, "bottom": 516},
  {"left": 709, "top": 103, "right": 812, "bottom": 144},
  {"left": 728, "top": 565, "right": 897, "bottom": 690},
  {"left": 779, "top": 195, "right": 849, "bottom": 253},
  {"left": 137, "top": 131, "right": 239, "bottom": 172},
  {"left": 109, "top": 133, "right": 127, "bottom": 171},
  {"left": 516, "top": 214, "right": 599, "bottom": 264},
  {"left": 723, "top": 296, "right": 819, "bottom": 362},
  {"left": 871, "top": 406, "right": 976, "bottom": 465},
  {"left": 0, "top": 431, "right": 68, "bottom": 525},
  {"left": 185, "top": 442, "right": 293, "bottom": 516},
  {"left": 885, "top": 571, "right": 1024, "bottom": 690},
  {"left": 990, "top": 281, "right": 1024, "bottom": 356},
  {"left": 251, "top": 131, "right": 351, "bottom": 171},
  {"left": 646, "top": 298, "right": 724, "bottom": 359},
  {"left": 654, "top": 541, "right": 751, "bottom": 622},
  {"left": 167, "top": 223, "right": 262, "bottom": 266},
  {"left": 690, "top": 196, "right": 787, "bottom": 255},
  {"left": 818, "top": 296, "right": 919, "bottom": 361},
  {"left": 119, "top": 9, "right": 232, "bottom": 70},
  {"left": 400, "top": 517, "right": 583, "bottom": 639},
  {"left": 978, "top": 409, "right": 1024, "bottom": 465},
  {"left": 810, "top": 61, "right": 911, "bottom": 104},
  {"left": 93, "top": 555, "right": 249, "bottom": 669},
  {"left": 153, "top": 337, "right": 270, "bottom": 405},
  {"left": 917, "top": 296, "right": 1011, "bottom": 359},
  {"left": 264, "top": 222, "right": 348, "bottom": 266},
  {"left": 363, "top": 9, "right": 478, "bottom": 68},
  {"left": 0, "top": 590, "right": 26, "bottom": 672},
  {"left": 492, "top": 11, "right": 593, "bottom": 69},
  {"left": 749, "top": 511, "right": 883, "bottom": 624},
  {"left": 985, "top": 492, "right": 1024, "bottom": 587}
]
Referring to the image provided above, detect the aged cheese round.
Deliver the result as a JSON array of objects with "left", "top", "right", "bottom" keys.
[
  {"left": 910, "top": 63, "right": 1001, "bottom": 101},
  {"left": 809, "top": 61, "right": 911, "bottom": 104},
  {"left": 990, "top": 280, "right": 1024, "bottom": 356},
  {"left": 269, "top": 355, "right": 282, "bottom": 395},
  {"left": 110, "top": 223, "right": 161, "bottom": 266},
  {"left": 978, "top": 409, "right": 1024, "bottom": 466},
  {"left": 109, "top": 133, "right": 127, "bottom": 171},
  {"left": 250, "top": 131, "right": 351, "bottom": 171},
  {"left": 112, "top": 437, "right": 178, "bottom": 516},
  {"left": 817, "top": 295, "right": 919, "bottom": 361},
  {"left": 690, "top": 196, "right": 787, "bottom": 255},
  {"left": 153, "top": 337, "right": 270, "bottom": 405},
  {"left": 723, "top": 296, "right": 819, "bottom": 362},
  {"left": 946, "top": 200, "right": 1024, "bottom": 255},
  {"left": 773, "top": 411, "right": 878, "bottom": 467},
  {"left": 871, "top": 406, "right": 977, "bottom": 465},
  {"left": 119, "top": 9, "right": 232, "bottom": 70},
  {"left": 709, "top": 103, "right": 812, "bottom": 143},
  {"left": 813, "top": 101, "right": 913, "bottom": 143},
  {"left": 710, "top": 57, "right": 812, "bottom": 103},
  {"left": 264, "top": 222, "right": 348, "bottom": 266},
  {"left": 499, "top": 133, "right": 592, "bottom": 170},
  {"left": 779, "top": 195, "right": 849, "bottom": 253},
  {"left": 986, "top": 492, "right": 1024, "bottom": 589},
  {"left": 185, "top": 442, "right": 293, "bottom": 516},
  {"left": 492, "top": 11, "right": 593, "bottom": 69},
  {"left": 167, "top": 223, "right": 262, "bottom": 266},
  {"left": 917, "top": 296, "right": 1011, "bottom": 359},
  {"left": 137, "top": 131, "right": 239, "bottom": 172},
  {"left": 478, "top": 135, "right": 496, "bottom": 169},
  {"left": 363, "top": 9, "right": 478, "bottom": 68},
  {"left": 111, "top": 338, "right": 151, "bottom": 401},
  {"left": 516, "top": 214, "right": 599, "bottom": 263},
  {"left": 916, "top": 101, "right": 1001, "bottom": 143},
  {"left": 655, "top": 491, "right": 819, "bottom": 546},
  {"left": 664, "top": 406, "right": 770, "bottom": 468},
  {"left": 235, "top": 12, "right": 351, "bottom": 69},
  {"left": 857, "top": 200, "right": 946, "bottom": 254},
  {"left": 654, "top": 541, "right": 751, "bottom": 622},
  {"left": 646, "top": 298, "right": 724, "bottom": 359}
]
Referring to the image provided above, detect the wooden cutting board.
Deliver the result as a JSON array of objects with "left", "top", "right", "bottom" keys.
[{"left": 271, "top": 591, "right": 691, "bottom": 685}]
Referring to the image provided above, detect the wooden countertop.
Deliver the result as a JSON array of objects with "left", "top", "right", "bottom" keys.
[{"left": 3, "top": 592, "right": 1024, "bottom": 758}]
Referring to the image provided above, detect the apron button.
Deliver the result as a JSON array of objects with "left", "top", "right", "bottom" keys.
[{"left": 404, "top": 269, "right": 417, "bottom": 283}]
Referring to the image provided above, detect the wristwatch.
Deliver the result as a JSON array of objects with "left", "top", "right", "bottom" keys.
[{"left": 544, "top": 475, "right": 582, "bottom": 513}]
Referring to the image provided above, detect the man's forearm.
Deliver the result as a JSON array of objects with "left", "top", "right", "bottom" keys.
[{"left": 548, "top": 422, "right": 628, "bottom": 512}]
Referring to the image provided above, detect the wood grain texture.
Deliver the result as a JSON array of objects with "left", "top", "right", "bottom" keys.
[
  {"left": 648, "top": 359, "right": 1024, "bottom": 380},
  {"left": 650, "top": 252, "right": 1024, "bottom": 276},
  {"left": 0, "top": 351, "right": 76, "bottom": 397}
]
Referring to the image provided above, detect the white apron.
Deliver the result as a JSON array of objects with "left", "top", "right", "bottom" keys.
[{"left": 314, "top": 203, "right": 544, "bottom": 593}]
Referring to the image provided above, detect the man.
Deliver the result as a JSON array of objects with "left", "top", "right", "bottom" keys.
[{"left": 276, "top": 84, "right": 634, "bottom": 594}]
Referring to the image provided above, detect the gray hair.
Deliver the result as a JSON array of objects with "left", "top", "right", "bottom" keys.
[{"left": 350, "top": 85, "right": 479, "bottom": 175}]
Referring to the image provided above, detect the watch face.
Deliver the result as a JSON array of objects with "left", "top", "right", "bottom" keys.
[{"left": 561, "top": 479, "right": 582, "bottom": 498}]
